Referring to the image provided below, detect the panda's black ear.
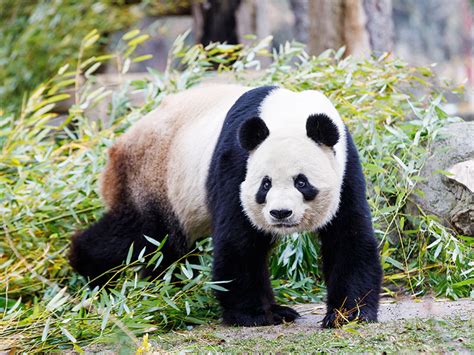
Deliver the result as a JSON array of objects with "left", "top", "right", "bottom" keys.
[
  {"left": 238, "top": 117, "right": 270, "bottom": 151},
  {"left": 306, "top": 113, "right": 340, "bottom": 147}
]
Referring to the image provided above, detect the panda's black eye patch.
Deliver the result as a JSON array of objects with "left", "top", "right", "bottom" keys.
[
  {"left": 294, "top": 174, "right": 318, "bottom": 201},
  {"left": 256, "top": 176, "right": 271, "bottom": 204}
]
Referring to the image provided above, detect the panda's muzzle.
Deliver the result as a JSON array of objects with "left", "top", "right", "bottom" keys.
[
  {"left": 269, "top": 209, "right": 299, "bottom": 228},
  {"left": 270, "top": 209, "right": 293, "bottom": 220}
]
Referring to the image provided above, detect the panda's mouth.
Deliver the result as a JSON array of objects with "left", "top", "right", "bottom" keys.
[{"left": 272, "top": 223, "right": 299, "bottom": 228}]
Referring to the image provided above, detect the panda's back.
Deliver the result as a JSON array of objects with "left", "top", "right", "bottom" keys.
[{"left": 100, "top": 84, "right": 250, "bottom": 242}]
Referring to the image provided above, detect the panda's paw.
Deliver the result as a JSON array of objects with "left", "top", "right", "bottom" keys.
[
  {"left": 222, "top": 311, "right": 273, "bottom": 327},
  {"left": 271, "top": 304, "right": 301, "bottom": 324},
  {"left": 322, "top": 308, "right": 377, "bottom": 328},
  {"left": 223, "top": 305, "right": 300, "bottom": 327}
]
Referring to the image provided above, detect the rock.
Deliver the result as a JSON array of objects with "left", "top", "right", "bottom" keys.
[
  {"left": 448, "top": 160, "right": 474, "bottom": 193},
  {"left": 409, "top": 122, "right": 474, "bottom": 236}
]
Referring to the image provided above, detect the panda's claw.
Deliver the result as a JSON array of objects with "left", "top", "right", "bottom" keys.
[
  {"left": 271, "top": 304, "right": 301, "bottom": 323},
  {"left": 322, "top": 308, "right": 377, "bottom": 328},
  {"left": 222, "top": 305, "right": 300, "bottom": 327},
  {"left": 322, "top": 312, "right": 338, "bottom": 328}
]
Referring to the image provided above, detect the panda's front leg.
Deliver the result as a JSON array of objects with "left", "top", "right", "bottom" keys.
[
  {"left": 212, "top": 226, "right": 300, "bottom": 326},
  {"left": 318, "top": 135, "right": 382, "bottom": 328},
  {"left": 319, "top": 228, "right": 381, "bottom": 328}
]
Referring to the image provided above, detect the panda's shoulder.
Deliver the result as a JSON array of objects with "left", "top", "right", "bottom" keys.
[
  {"left": 213, "top": 86, "right": 277, "bottom": 144},
  {"left": 259, "top": 88, "right": 343, "bottom": 125},
  {"left": 226, "top": 86, "right": 278, "bottom": 123}
]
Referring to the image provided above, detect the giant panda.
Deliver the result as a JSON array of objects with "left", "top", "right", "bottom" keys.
[{"left": 69, "top": 84, "right": 382, "bottom": 328}]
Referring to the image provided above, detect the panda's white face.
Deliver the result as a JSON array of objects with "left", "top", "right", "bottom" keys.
[
  {"left": 240, "top": 135, "right": 342, "bottom": 235},
  {"left": 237, "top": 88, "right": 347, "bottom": 236}
]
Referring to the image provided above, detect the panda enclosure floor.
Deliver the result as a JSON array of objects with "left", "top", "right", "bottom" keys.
[
  {"left": 146, "top": 297, "right": 474, "bottom": 352},
  {"left": 76, "top": 297, "right": 473, "bottom": 353},
  {"left": 295, "top": 296, "right": 474, "bottom": 324}
]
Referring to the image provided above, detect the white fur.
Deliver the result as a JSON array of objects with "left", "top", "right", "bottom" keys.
[
  {"left": 165, "top": 84, "right": 250, "bottom": 242},
  {"left": 240, "top": 88, "right": 347, "bottom": 235},
  {"left": 109, "top": 84, "right": 251, "bottom": 245},
  {"left": 258, "top": 88, "right": 347, "bottom": 177},
  {"left": 110, "top": 85, "right": 347, "bottom": 242}
]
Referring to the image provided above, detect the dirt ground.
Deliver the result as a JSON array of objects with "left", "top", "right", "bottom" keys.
[
  {"left": 200, "top": 297, "right": 474, "bottom": 340},
  {"left": 148, "top": 297, "right": 474, "bottom": 352},
  {"left": 42, "top": 297, "right": 474, "bottom": 353}
]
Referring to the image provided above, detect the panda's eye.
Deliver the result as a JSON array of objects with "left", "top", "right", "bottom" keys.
[
  {"left": 296, "top": 180, "right": 306, "bottom": 188},
  {"left": 294, "top": 175, "right": 307, "bottom": 189},
  {"left": 262, "top": 177, "right": 272, "bottom": 190},
  {"left": 294, "top": 174, "right": 318, "bottom": 201}
]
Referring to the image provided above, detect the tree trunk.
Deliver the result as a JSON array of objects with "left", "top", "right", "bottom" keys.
[
  {"left": 344, "top": 0, "right": 371, "bottom": 56},
  {"left": 289, "top": 0, "right": 309, "bottom": 43},
  {"left": 363, "top": 0, "right": 394, "bottom": 54},
  {"left": 308, "top": 0, "right": 345, "bottom": 55},
  {"left": 192, "top": 0, "right": 241, "bottom": 45},
  {"left": 308, "top": 0, "right": 394, "bottom": 57},
  {"left": 236, "top": 0, "right": 270, "bottom": 44}
]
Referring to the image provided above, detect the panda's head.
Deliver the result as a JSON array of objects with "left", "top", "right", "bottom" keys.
[{"left": 238, "top": 89, "right": 346, "bottom": 236}]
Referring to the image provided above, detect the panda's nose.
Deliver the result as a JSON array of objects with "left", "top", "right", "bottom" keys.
[{"left": 270, "top": 209, "right": 293, "bottom": 220}]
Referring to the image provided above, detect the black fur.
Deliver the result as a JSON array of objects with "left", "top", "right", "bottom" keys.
[
  {"left": 294, "top": 173, "right": 318, "bottom": 201},
  {"left": 69, "top": 200, "right": 189, "bottom": 287},
  {"left": 319, "top": 128, "right": 382, "bottom": 328},
  {"left": 306, "top": 113, "right": 340, "bottom": 147},
  {"left": 238, "top": 116, "right": 270, "bottom": 151},
  {"left": 207, "top": 87, "right": 381, "bottom": 327},
  {"left": 207, "top": 86, "right": 300, "bottom": 326}
]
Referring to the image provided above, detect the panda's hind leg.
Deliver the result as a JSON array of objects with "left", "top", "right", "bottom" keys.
[
  {"left": 138, "top": 205, "right": 192, "bottom": 281},
  {"left": 69, "top": 142, "right": 191, "bottom": 286},
  {"left": 69, "top": 204, "right": 144, "bottom": 286},
  {"left": 69, "top": 201, "right": 190, "bottom": 287}
]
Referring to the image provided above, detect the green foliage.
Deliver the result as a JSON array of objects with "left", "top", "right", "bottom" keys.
[
  {"left": 271, "top": 233, "right": 324, "bottom": 303},
  {"left": 0, "top": 33, "right": 472, "bottom": 351},
  {"left": 0, "top": 0, "right": 136, "bottom": 113}
]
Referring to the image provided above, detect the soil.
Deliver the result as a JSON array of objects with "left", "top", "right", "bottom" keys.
[
  {"left": 199, "top": 296, "right": 474, "bottom": 340},
  {"left": 147, "top": 296, "right": 474, "bottom": 352},
  {"left": 73, "top": 297, "right": 474, "bottom": 353}
]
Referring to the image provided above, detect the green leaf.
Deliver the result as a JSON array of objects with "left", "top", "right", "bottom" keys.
[
  {"left": 144, "top": 235, "right": 161, "bottom": 247},
  {"left": 60, "top": 326, "right": 77, "bottom": 343},
  {"left": 126, "top": 243, "right": 134, "bottom": 265},
  {"left": 452, "top": 278, "right": 474, "bottom": 287},
  {"left": 133, "top": 54, "right": 153, "bottom": 63},
  {"left": 385, "top": 257, "right": 404, "bottom": 271},
  {"left": 41, "top": 317, "right": 51, "bottom": 342},
  {"left": 83, "top": 34, "right": 100, "bottom": 49},
  {"left": 101, "top": 307, "right": 111, "bottom": 331},
  {"left": 122, "top": 29, "right": 140, "bottom": 41},
  {"left": 128, "top": 34, "right": 150, "bottom": 47},
  {"left": 162, "top": 296, "right": 179, "bottom": 310}
]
